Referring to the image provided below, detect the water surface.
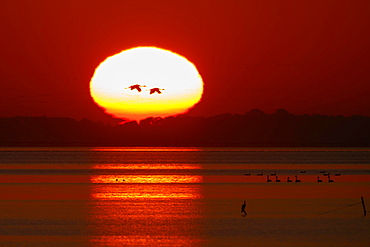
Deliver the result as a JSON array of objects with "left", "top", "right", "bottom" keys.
[{"left": 0, "top": 147, "right": 369, "bottom": 246}]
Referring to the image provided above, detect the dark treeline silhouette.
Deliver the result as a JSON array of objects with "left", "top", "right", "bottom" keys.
[{"left": 0, "top": 109, "right": 369, "bottom": 146}]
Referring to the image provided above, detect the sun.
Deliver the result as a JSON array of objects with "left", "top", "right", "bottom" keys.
[{"left": 90, "top": 47, "right": 203, "bottom": 121}]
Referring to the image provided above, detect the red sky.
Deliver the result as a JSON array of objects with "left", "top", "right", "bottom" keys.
[{"left": 1, "top": 0, "right": 369, "bottom": 122}]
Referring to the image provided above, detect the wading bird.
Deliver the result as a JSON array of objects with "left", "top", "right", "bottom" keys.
[
  {"left": 287, "top": 177, "right": 292, "bottom": 182},
  {"left": 295, "top": 175, "right": 301, "bottom": 183},
  {"left": 317, "top": 176, "right": 322, "bottom": 182}
]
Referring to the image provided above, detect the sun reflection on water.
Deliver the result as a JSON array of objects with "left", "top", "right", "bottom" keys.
[
  {"left": 90, "top": 175, "right": 202, "bottom": 199},
  {"left": 92, "top": 163, "right": 201, "bottom": 170},
  {"left": 91, "top": 147, "right": 203, "bottom": 152},
  {"left": 91, "top": 174, "right": 202, "bottom": 184},
  {"left": 88, "top": 163, "right": 203, "bottom": 246}
]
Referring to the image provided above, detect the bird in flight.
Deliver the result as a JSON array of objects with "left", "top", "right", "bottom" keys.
[
  {"left": 149, "top": 88, "right": 165, "bottom": 94},
  {"left": 126, "top": 84, "right": 146, "bottom": 92}
]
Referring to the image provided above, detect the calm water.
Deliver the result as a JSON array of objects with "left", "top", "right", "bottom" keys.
[{"left": 0, "top": 147, "right": 369, "bottom": 246}]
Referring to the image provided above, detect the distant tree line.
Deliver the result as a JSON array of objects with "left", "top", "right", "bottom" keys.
[{"left": 0, "top": 109, "right": 369, "bottom": 146}]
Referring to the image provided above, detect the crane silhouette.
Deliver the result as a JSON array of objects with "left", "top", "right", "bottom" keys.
[
  {"left": 126, "top": 84, "right": 146, "bottom": 92},
  {"left": 149, "top": 88, "right": 164, "bottom": 94}
]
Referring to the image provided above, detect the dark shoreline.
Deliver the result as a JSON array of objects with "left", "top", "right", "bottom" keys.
[{"left": 1, "top": 110, "right": 369, "bottom": 147}]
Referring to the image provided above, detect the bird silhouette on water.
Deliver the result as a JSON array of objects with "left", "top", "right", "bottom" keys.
[{"left": 241, "top": 201, "right": 247, "bottom": 216}]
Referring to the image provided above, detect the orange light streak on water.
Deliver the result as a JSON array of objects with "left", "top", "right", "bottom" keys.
[
  {"left": 91, "top": 147, "right": 203, "bottom": 152},
  {"left": 92, "top": 163, "right": 201, "bottom": 170},
  {"left": 88, "top": 164, "right": 204, "bottom": 246},
  {"left": 91, "top": 174, "right": 202, "bottom": 184},
  {"left": 90, "top": 163, "right": 202, "bottom": 199},
  {"left": 90, "top": 174, "right": 202, "bottom": 199}
]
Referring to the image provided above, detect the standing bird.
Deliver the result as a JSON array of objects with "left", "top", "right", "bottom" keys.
[
  {"left": 287, "top": 177, "right": 292, "bottom": 182},
  {"left": 275, "top": 176, "right": 281, "bottom": 182},
  {"left": 317, "top": 176, "right": 322, "bottom": 182},
  {"left": 149, "top": 88, "right": 164, "bottom": 94},
  {"left": 241, "top": 201, "right": 247, "bottom": 216},
  {"left": 328, "top": 175, "right": 334, "bottom": 183},
  {"left": 295, "top": 175, "right": 301, "bottom": 183},
  {"left": 126, "top": 84, "right": 146, "bottom": 92},
  {"left": 267, "top": 175, "right": 272, "bottom": 182}
]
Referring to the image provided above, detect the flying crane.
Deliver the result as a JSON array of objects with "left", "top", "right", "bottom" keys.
[
  {"left": 125, "top": 84, "right": 146, "bottom": 92},
  {"left": 149, "top": 88, "right": 165, "bottom": 94}
]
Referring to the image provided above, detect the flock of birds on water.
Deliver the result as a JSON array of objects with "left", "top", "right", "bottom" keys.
[
  {"left": 125, "top": 84, "right": 164, "bottom": 94},
  {"left": 113, "top": 171, "right": 341, "bottom": 183},
  {"left": 244, "top": 170, "right": 342, "bottom": 183}
]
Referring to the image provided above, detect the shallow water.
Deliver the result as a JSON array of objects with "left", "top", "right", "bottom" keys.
[{"left": 0, "top": 147, "right": 369, "bottom": 246}]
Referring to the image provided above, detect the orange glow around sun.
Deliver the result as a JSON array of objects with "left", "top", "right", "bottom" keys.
[{"left": 90, "top": 47, "right": 204, "bottom": 121}]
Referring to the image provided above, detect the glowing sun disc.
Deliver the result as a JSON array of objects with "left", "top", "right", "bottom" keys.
[{"left": 90, "top": 47, "right": 203, "bottom": 121}]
